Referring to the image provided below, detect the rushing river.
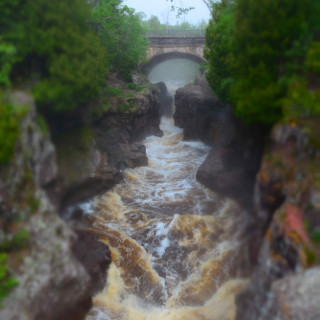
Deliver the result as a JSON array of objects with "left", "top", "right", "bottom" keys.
[{"left": 86, "top": 60, "right": 250, "bottom": 320}]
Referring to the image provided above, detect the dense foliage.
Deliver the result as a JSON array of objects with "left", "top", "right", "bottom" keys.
[
  {"left": 0, "top": 253, "right": 18, "bottom": 305},
  {"left": 0, "top": 0, "right": 109, "bottom": 112},
  {"left": 205, "top": 0, "right": 319, "bottom": 125},
  {"left": 0, "top": 0, "right": 149, "bottom": 160},
  {"left": 89, "top": 0, "right": 149, "bottom": 81},
  {"left": 143, "top": 15, "right": 207, "bottom": 34},
  {"left": 232, "top": 0, "right": 311, "bottom": 124},
  {"left": 0, "top": 93, "right": 27, "bottom": 164},
  {"left": 0, "top": 0, "right": 148, "bottom": 111},
  {"left": 204, "top": 0, "right": 234, "bottom": 101}
]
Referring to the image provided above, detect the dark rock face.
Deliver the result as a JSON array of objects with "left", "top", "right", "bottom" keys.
[
  {"left": 94, "top": 89, "right": 161, "bottom": 170},
  {"left": 236, "top": 215, "right": 304, "bottom": 320},
  {"left": 174, "top": 77, "right": 266, "bottom": 208},
  {"left": 264, "top": 268, "right": 320, "bottom": 320},
  {"left": 196, "top": 124, "right": 266, "bottom": 209},
  {"left": 236, "top": 124, "right": 320, "bottom": 320},
  {"left": 0, "top": 92, "right": 94, "bottom": 320},
  {"left": 47, "top": 84, "right": 162, "bottom": 213},
  {"left": 156, "top": 81, "right": 173, "bottom": 117},
  {"left": 73, "top": 230, "right": 111, "bottom": 295},
  {"left": 174, "top": 82, "right": 222, "bottom": 144},
  {"left": 0, "top": 87, "right": 163, "bottom": 320}
]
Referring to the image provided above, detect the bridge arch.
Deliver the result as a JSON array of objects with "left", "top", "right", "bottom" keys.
[
  {"left": 143, "top": 33, "right": 206, "bottom": 73},
  {"left": 143, "top": 52, "right": 205, "bottom": 73}
]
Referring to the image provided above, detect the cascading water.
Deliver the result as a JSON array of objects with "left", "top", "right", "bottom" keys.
[{"left": 86, "top": 60, "right": 250, "bottom": 320}]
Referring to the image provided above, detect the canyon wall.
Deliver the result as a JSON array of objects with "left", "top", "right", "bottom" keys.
[{"left": 174, "top": 76, "right": 320, "bottom": 319}]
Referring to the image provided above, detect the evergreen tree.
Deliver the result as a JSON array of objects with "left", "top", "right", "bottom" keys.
[
  {"left": 0, "top": 0, "right": 109, "bottom": 112},
  {"left": 204, "top": 0, "right": 234, "bottom": 102},
  {"left": 89, "top": 0, "right": 149, "bottom": 81}
]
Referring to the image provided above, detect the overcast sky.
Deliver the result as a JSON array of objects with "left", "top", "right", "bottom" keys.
[{"left": 123, "top": 0, "right": 211, "bottom": 25}]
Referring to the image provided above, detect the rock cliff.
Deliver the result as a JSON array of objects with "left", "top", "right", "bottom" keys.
[
  {"left": 174, "top": 77, "right": 320, "bottom": 319},
  {"left": 0, "top": 92, "right": 102, "bottom": 320},
  {"left": 47, "top": 76, "right": 164, "bottom": 216},
  {"left": 0, "top": 75, "right": 163, "bottom": 319},
  {"left": 174, "top": 76, "right": 266, "bottom": 208},
  {"left": 236, "top": 123, "right": 320, "bottom": 320}
]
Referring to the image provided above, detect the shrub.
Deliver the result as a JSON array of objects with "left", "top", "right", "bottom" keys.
[
  {"left": 89, "top": 0, "right": 149, "bottom": 82},
  {"left": 1, "top": 0, "right": 109, "bottom": 113},
  {"left": 0, "top": 253, "right": 18, "bottom": 305},
  {"left": 204, "top": 0, "right": 235, "bottom": 101},
  {"left": 0, "top": 230, "right": 30, "bottom": 252},
  {"left": 0, "top": 95, "right": 27, "bottom": 164}
]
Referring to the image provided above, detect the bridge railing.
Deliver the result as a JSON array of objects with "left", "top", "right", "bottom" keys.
[{"left": 146, "top": 29, "right": 206, "bottom": 38}]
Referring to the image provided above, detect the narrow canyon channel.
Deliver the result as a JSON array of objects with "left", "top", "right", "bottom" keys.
[{"left": 86, "top": 59, "right": 251, "bottom": 320}]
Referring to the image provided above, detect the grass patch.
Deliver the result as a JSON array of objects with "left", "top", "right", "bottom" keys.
[
  {"left": 0, "top": 229, "right": 29, "bottom": 252},
  {"left": 36, "top": 114, "right": 49, "bottom": 137},
  {"left": 0, "top": 94, "right": 28, "bottom": 165},
  {"left": 118, "top": 100, "right": 135, "bottom": 111},
  {"left": 311, "top": 230, "right": 320, "bottom": 243},
  {"left": 127, "top": 83, "right": 149, "bottom": 92},
  {"left": 0, "top": 253, "right": 18, "bottom": 305}
]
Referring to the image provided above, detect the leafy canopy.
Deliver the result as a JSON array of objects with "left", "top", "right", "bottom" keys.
[
  {"left": 0, "top": 0, "right": 109, "bottom": 113},
  {"left": 89, "top": 0, "right": 149, "bottom": 82},
  {"left": 204, "top": 0, "right": 319, "bottom": 125}
]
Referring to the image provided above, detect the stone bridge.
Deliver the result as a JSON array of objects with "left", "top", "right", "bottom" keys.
[{"left": 144, "top": 31, "right": 206, "bottom": 71}]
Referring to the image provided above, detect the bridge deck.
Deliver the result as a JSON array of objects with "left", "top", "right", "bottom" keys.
[
  {"left": 146, "top": 30, "right": 206, "bottom": 38},
  {"left": 148, "top": 38, "right": 205, "bottom": 46}
]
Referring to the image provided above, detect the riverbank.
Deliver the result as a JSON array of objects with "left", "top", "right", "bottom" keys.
[
  {"left": 1, "top": 72, "right": 319, "bottom": 320},
  {"left": 174, "top": 76, "right": 320, "bottom": 319},
  {"left": 0, "top": 73, "right": 168, "bottom": 320}
]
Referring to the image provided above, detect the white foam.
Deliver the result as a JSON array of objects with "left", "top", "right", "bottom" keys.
[{"left": 79, "top": 201, "right": 96, "bottom": 215}]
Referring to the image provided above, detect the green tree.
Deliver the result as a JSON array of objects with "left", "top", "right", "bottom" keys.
[
  {"left": 89, "top": 0, "right": 149, "bottom": 81},
  {"left": 204, "top": 0, "right": 234, "bottom": 101},
  {"left": 145, "top": 15, "right": 165, "bottom": 32},
  {"left": 0, "top": 0, "right": 109, "bottom": 113},
  {"left": 0, "top": 41, "right": 16, "bottom": 87},
  {"left": 0, "top": 93, "right": 27, "bottom": 164},
  {"left": 205, "top": 0, "right": 317, "bottom": 125},
  {"left": 231, "top": 0, "right": 310, "bottom": 125}
]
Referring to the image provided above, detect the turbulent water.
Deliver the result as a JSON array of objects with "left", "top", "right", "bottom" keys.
[{"left": 86, "top": 114, "right": 250, "bottom": 320}]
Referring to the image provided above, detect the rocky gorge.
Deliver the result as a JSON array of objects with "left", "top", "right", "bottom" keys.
[
  {"left": 0, "top": 72, "right": 319, "bottom": 320},
  {"left": 174, "top": 76, "right": 320, "bottom": 320},
  {"left": 0, "top": 74, "right": 171, "bottom": 319}
]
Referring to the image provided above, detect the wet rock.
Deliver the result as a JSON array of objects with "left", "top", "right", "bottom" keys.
[
  {"left": 249, "top": 123, "right": 314, "bottom": 258},
  {"left": 174, "top": 78, "right": 266, "bottom": 209},
  {"left": 47, "top": 80, "right": 162, "bottom": 214},
  {"left": 236, "top": 122, "right": 320, "bottom": 319},
  {"left": 2, "top": 92, "right": 57, "bottom": 191},
  {"left": 265, "top": 267, "right": 320, "bottom": 320},
  {"left": 73, "top": 230, "right": 111, "bottom": 295},
  {"left": 239, "top": 267, "right": 320, "bottom": 320},
  {"left": 174, "top": 81, "right": 222, "bottom": 144},
  {"left": 196, "top": 147, "right": 258, "bottom": 209},
  {"left": 0, "top": 212, "right": 93, "bottom": 320},
  {"left": 0, "top": 92, "right": 105, "bottom": 320},
  {"left": 236, "top": 206, "right": 306, "bottom": 320},
  {"left": 155, "top": 81, "right": 173, "bottom": 117},
  {"left": 195, "top": 121, "right": 266, "bottom": 209}
]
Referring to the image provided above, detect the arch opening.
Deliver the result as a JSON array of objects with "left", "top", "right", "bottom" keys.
[
  {"left": 147, "top": 56, "right": 202, "bottom": 92},
  {"left": 143, "top": 52, "right": 205, "bottom": 74}
]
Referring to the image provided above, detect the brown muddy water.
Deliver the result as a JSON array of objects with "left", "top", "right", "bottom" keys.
[{"left": 85, "top": 115, "right": 250, "bottom": 320}]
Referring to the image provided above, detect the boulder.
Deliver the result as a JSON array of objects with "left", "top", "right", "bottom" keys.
[
  {"left": 236, "top": 123, "right": 320, "bottom": 319},
  {"left": 155, "top": 81, "right": 173, "bottom": 117},
  {"left": 174, "top": 78, "right": 266, "bottom": 209},
  {"left": 0, "top": 92, "right": 96, "bottom": 320},
  {"left": 47, "top": 81, "right": 162, "bottom": 214}
]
